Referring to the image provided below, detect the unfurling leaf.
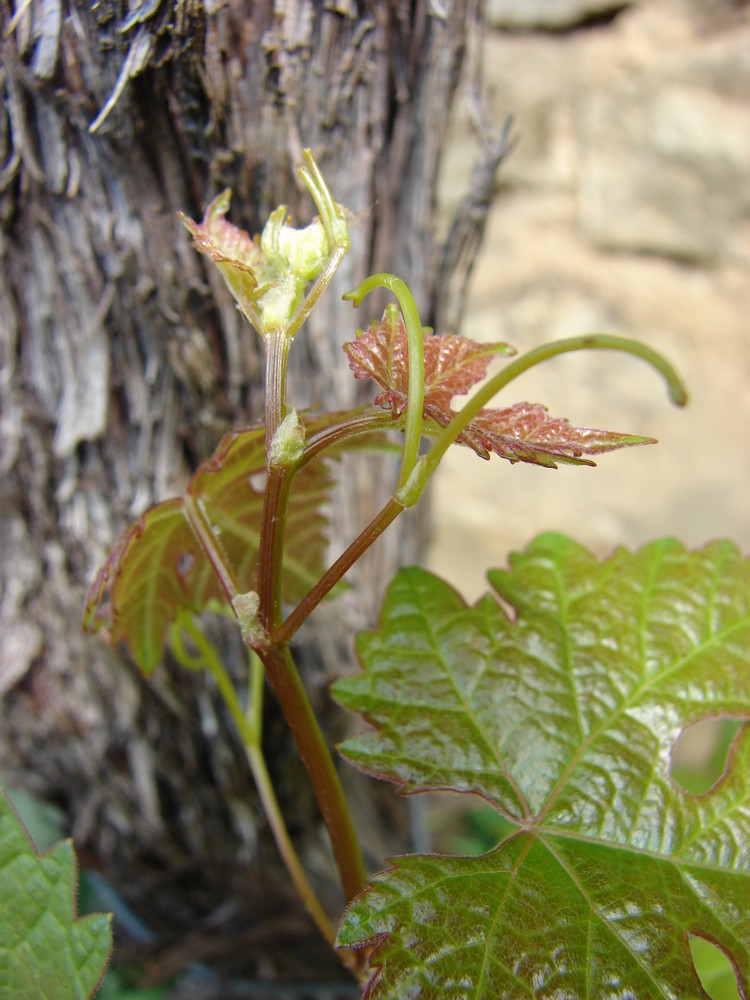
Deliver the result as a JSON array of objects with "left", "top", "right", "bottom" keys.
[
  {"left": 334, "top": 534, "right": 750, "bottom": 998},
  {"left": 179, "top": 176, "right": 347, "bottom": 334},
  {"left": 345, "top": 307, "right": 514, "bottom": 416},
  {"left": 452, "top": 400, "right": 653, "bottom": 467},
  {"left": 0, "top": 789, "right": 112, "bottom": 999},
  {"left": 345, "top": 312, "right": 655, "bottom": 467},
  {"left": 84, "top": 421, "right": 331, "bottom": 673},
  {"left": 179, "top": 190, "right": 266, "bottom": 322}
]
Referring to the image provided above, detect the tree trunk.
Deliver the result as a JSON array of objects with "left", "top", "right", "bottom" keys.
[{"left": 0, "top": 1, "right": 498, "bottom": 993}]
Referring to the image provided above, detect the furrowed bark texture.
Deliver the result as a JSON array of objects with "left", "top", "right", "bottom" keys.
[{"left": 0, "top": 0, "right": 495, "bottom": 990}]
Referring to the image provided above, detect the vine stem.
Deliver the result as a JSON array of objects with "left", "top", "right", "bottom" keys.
[
  {"left": 256, "top": 270, "right": 367, "bottom": 907},
  {"left": 256, "top": 465, "right": 292, "bottom": 633},
  {"left": 178, "top": 150, "right": 368, "bottom": 962},
  {"left": 253, "top": 333, "right": 365, "bottom": 900},
  {"left": 258, "top": 329, "right": 296, "bottom": 634},
  {"left": 170, "top": 615, "right": 344, "bottom": 956},
  {"left": 256, "top": 643, "right": 367, "bottom": 903},
  {"left": 275, "top": 498, "right": 403, "bottom": 646},
  {"left": 184, "top": 350, "right": 366, "bottom": 912},
  {"left": 264, "top": 330, "right": 292, "bottom": 450}
]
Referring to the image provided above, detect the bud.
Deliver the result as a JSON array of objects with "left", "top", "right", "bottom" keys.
[
  {"left": 231, "top": 591, "right": 262, "bottom": 644},
  {"left": 261, "top": 206, "right": 329, "bottom": 283},
  {"left": 179, "top": 151, "right": 350, "bottom": 337},
  {"left": 269, "top": 409, "right": 306, "bottom": 468}
]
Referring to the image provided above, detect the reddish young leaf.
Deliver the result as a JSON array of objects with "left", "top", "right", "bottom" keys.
[
  {"left": 453, "top": 402, "right": 654, "bottom": 467},
  {"left": 345, "top": 311, "right": 655, "bottom": 468},
  {"left": 345, "top": 309, "right": 512, "bottom": 417},
  {"left": 179, "top": 189, "right": 264, "bottom": 275},
  {"left": 178, "top": 190, "right": 266, "bottom": 318},
  {"left": 84, "top": 421, "right": 333, "bottom": 673},
  {"left": 84, "top": 500, "right": 223, "bottom": 674}
]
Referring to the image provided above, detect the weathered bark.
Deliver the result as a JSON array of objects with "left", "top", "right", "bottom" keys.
[{"left": 0, "top": 1, "right": 499, "bottom": 992}]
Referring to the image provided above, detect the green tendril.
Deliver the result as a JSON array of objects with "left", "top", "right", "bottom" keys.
[
  {"left": 344, "top": 273, "right": 425, "bottom": 492},
  {"left": 397, "top": 332, "right": 688, "bottom": 507}
]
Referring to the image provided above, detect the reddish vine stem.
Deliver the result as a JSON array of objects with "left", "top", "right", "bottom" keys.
[
  {"left": 255, "top": 641, "right": 366, "bottom": 903},
  {"left": 184, "top": 326, "right": 367, "bottom": 909},
  {"left": 187, "top": 437, "right": 367, "bottom": 907},
  {"left": 255, "top": 460, "right": 368, "bottom": 902},
  {"left": 257, "top": 466, "right": 293, "bottom": 633},
  {"left": 258, "top": 330, "right": 294, "bottom": 633},
  {"left": 264, "top": 331, "right": 292, "bottom": 448},
  {"left": 275, "top": 497, "right": 404, "bottom": 646},
  {"left": 254, "top": 323, "right": 367, "bottom": 906},
  {"left": 301, "top": 409, "right": 396, "bottom": 466}
]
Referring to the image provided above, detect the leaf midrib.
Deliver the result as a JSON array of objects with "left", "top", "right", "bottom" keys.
[
  {"left": 409, "top": 576, "right": 533, "bottom": 822},
  {"left": 542, "top": 836, "right": 675, "bottom": 999}
]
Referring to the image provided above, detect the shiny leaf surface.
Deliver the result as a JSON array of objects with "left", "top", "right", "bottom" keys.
[{"left": 334, "top": 534, "right": 750, "bottom": 997}]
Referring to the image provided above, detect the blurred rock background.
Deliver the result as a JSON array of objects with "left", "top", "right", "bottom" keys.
[{"left": 430, "top": 0, "right": 750, "bottom": 599}]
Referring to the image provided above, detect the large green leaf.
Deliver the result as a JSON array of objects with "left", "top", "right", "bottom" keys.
[
  {"left": 334, "top": 534, "right": 750, "bottom": 997},
  {"left": 0, "top": 789, "right": 112, "bottom": 998}
]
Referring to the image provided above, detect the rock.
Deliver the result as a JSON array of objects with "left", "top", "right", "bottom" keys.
[
  {"left": 431, "top": 0, "right": 750, "bottom": 602},
  {"left": 486, "top": 0, "right": 632, "bottom": 31},
  {"left": 660, "top": 26, "right": 750, "bottom": 100},
  {"left": 577, "top": 83, "right": 750, "bottom": 262}
]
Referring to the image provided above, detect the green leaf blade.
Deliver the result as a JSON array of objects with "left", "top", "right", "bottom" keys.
[
  {"left": 341, "top": 836, "right": 734, "bottom": 999},
  {"left": 334, "top": 535, "right": 750, "bottom": 996},
  {"left": 84, "top": 415, "right": 346, "bottom": 672},
  {"left": 335, "top": 568, "right": 530, "bottom": 820},
  {"left": 0, "top": 791, "right": 112, "bottom": 999}
]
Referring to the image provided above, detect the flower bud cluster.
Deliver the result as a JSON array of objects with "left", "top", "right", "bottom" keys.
[{"left": 179, "top": 163, "right": 348, "bottom": 337}]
